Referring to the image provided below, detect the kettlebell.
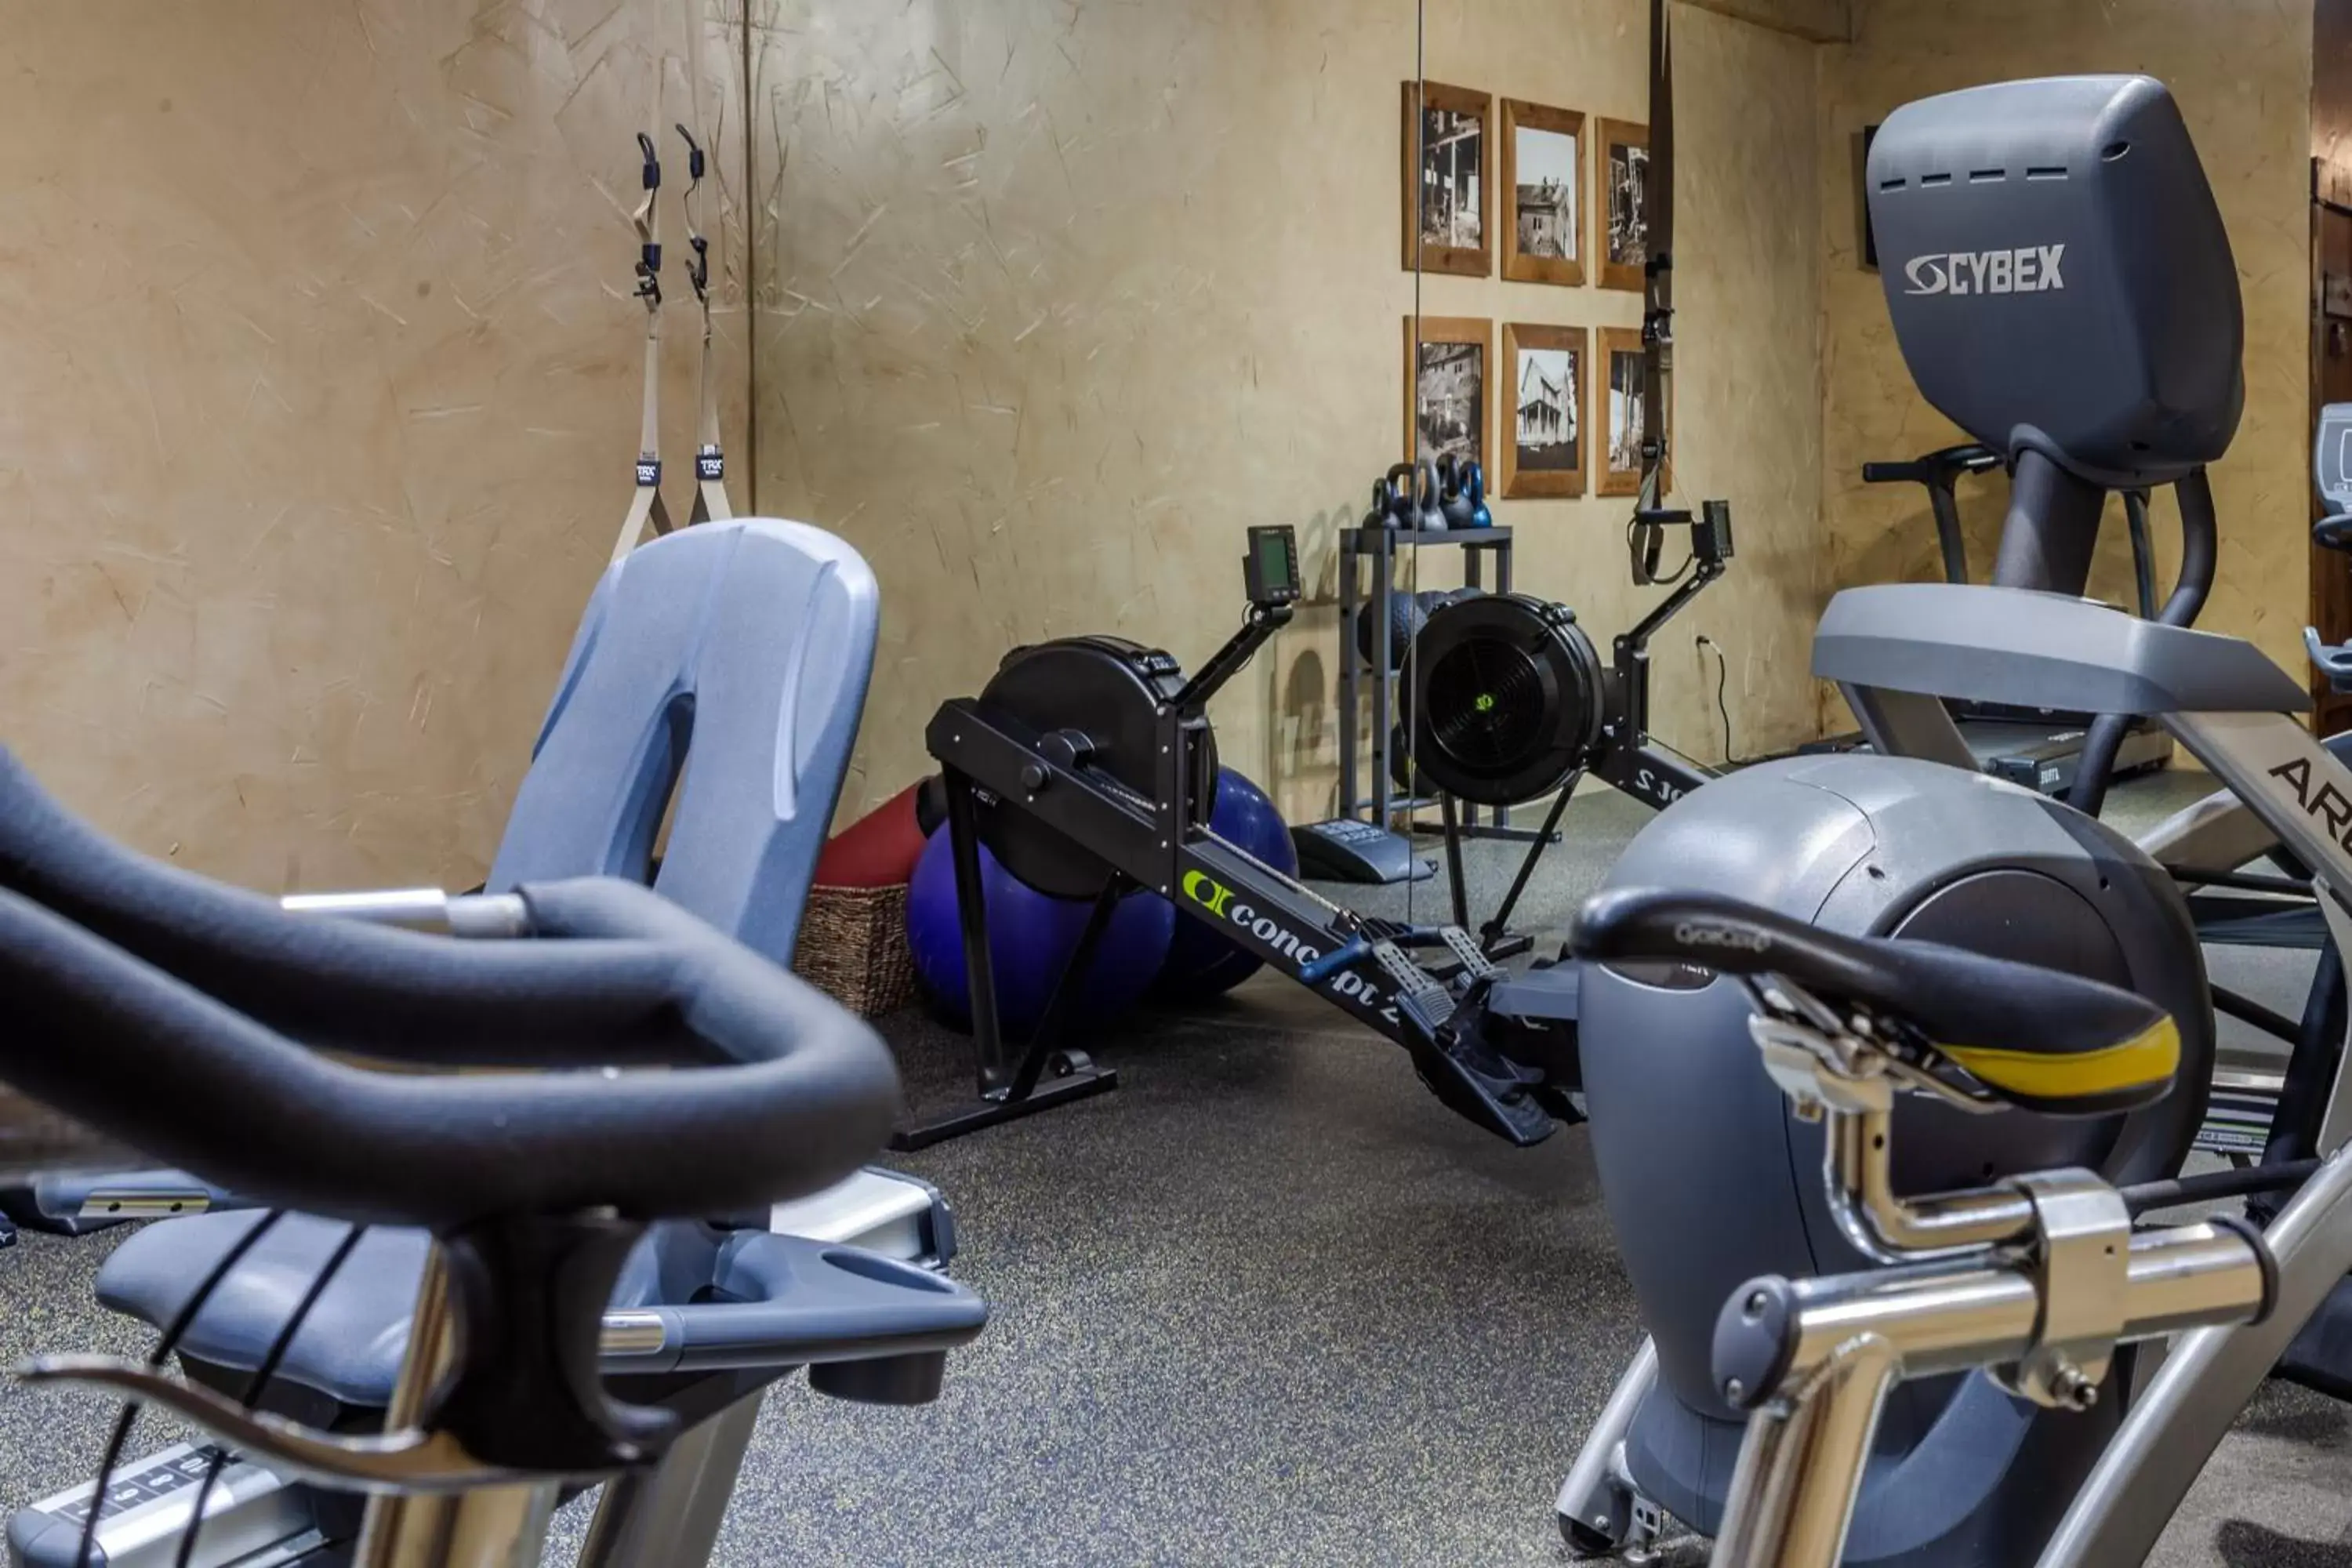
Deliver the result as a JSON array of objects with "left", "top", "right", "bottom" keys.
[
  {"left": 1438, "top": 456, "right": 1478, "bottom": 529},
  {"left": 1365, "top": 477, "right": 1398, "bottom": 532},
  {"left": 1461, "top": 459, "right": 1494, "bottom": 528},
  {"left": 1385, "top": 460, "right": 1446, "bottom": 533}
]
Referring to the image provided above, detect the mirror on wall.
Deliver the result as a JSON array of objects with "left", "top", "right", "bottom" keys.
[
  {"left": 1389, "top": 2, "right": 1664, "bottom": 939},
  {"left": 750, "top": 0, "right": 1426, "bottom": 841},
  {"left": 745, "top": 0, "right": 1806, "bottom": 1049}
]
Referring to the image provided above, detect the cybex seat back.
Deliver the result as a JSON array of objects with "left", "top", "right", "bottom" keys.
[{"left": 1867, "top": 75, "right": 2241, "bottom": 593}]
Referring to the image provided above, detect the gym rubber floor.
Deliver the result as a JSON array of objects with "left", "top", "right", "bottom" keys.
[{"left": 3, "top": 774, "right": 2348, "bottom": 1566}]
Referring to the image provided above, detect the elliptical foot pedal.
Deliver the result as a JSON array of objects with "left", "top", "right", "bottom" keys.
[{"left": 887, "top": 1056, "right": 1120, "bottom": 1152}]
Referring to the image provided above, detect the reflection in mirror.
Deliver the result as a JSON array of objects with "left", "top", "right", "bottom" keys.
[{"left": 744, "top": 0, "right": 1817, "bottom": 1162}]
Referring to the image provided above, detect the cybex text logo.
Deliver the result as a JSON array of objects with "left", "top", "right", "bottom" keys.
[{"left": 1902, "top": 245, "right": 2066, "bottom": 297}]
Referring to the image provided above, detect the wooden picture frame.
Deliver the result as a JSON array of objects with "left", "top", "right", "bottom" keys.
[
  {"left": 1595, "top": 118, "right": 1651, "bottom": 292},
  {"left": 1500, "top": 324, "right": 1588, "bottom": 499},
  {"left": 1500, "top": 100, "right": 1585, "bottom": 286},
  {"left": 1597, "top": 325, "right": 1668, "bottom": 497},
  {"left": 1403, "top": 315, "right": 1492, "bottom": 474},
  {"left": 1401, "top": 81, "right": 1493, "bottom": 278}
]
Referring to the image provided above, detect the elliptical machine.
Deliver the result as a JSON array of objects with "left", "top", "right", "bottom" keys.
[
  {"left": 1559, "top": 75, "right": 2241, "bottom": 1562},
  {"left": 1848, "top": 445, "right": 2177, "bottom": 795}
]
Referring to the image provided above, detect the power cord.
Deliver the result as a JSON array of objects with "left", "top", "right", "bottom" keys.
[{"left": 1695, "top": 634, "right": 1748, "bottom": 767}]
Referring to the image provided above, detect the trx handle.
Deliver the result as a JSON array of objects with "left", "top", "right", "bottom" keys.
[
  {"left": 1626, "top": 0, "right": 1677, "bottom": 586},
  {"left": 633, "top": 132, "right": 663, "bottom": 307},
  {"left": 615, "top": 124, "right": 677, "bottom": 561},
  {"left": 675, "top": 123, "right": 711, "bottom": 303},
  {"left": 675, "top": 118, "right": 733, "bottom": 523}
]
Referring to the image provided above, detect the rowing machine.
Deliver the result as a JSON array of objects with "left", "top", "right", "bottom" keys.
[{"left": 906, "top": 525, "right": 1574, "bottom": 1150}]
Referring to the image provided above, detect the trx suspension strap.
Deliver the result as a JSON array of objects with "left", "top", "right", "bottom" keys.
[
  {"left": 677, "top": 123, "right": 734, "bottom": 525},
  {"left": 611, "top": 130, "right": 676, "bottom": 564},
  {"left": 1628, "top": 0, "right": 1679, "bottom": 586}
]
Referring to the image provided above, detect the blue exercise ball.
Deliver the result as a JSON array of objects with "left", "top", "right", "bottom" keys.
[
  {"left": 1153, "top": 768, "right": 1296, "bottom": 997},
  {"left": 906, "top": 828, "right": 1175, "bottom": 1035}
]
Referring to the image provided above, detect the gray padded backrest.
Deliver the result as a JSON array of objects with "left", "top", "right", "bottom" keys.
[
  {"left": 1815, "top": 583, "right": 2310, "bottom": 716},
  {"left": 487, "top": 520, "right": 880, "bottom": 964}
]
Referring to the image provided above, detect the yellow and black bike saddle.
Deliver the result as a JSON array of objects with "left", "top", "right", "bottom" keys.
[{"left": 1571, "top": 886, "right": 2180, "bottom": 1119}]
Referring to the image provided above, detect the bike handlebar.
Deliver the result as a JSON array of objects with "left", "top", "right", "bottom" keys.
[
  {"left": 0, "top": 750, "right": 901, "bottom": 1229},
  {"left": 1860, "top": 445, "right": 2002, "bottom": 488},
  {"left": 0, "top": 877, "right": 900, "bottom": 1228}
]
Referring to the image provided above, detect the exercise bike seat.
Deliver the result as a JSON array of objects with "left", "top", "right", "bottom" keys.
[
  {"left": 1571, "top": 887, "right": 2180, "bottom": 1117},
  {"left": 98, "top": 1210, "right": 987, "bottom": 1430}
]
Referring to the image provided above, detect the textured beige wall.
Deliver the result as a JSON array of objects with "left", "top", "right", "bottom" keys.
[
  {"left": 0, "top": 1, "right": 747, "bottom": 889},
  {"left": 1, "top": 0, "right": 1831, "bottom": 879},
  {"left": 1818, "top": 0, "right": 2315, "bottom": 711},
  {"left": 1690, "top": 0, "right": 1852, "bottom": 44},
  {"left": 753, "top": 0, "right": 1826, "bottom": 822}
]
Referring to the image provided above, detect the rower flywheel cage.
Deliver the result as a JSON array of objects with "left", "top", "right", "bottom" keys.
[
  {"left": 972, "top": 637, "right": 1220, "bottom": 899},
  {"left": 1412, "top": 597, "right": 1606, "bottom": 807},
  {"left": 1409, "top": 500, "right": 1733, "bottom": 812}
]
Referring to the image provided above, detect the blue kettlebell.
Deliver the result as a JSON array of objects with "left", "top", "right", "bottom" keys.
[{"left": 1443, "top": 458, "right": 1494, "bottom": 528}]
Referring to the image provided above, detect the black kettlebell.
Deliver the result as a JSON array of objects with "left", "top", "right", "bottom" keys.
[
  {"left": 1385, "top": 460, "right": 1446, "bottom": 533},
  {"left": 1438, "top": 456, "right": 1477, "bottom": 529},
  {"left": 1365, "top": 477, "right": 1398, "bottom": 532}
]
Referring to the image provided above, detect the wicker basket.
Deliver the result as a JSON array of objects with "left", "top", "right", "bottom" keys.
[{"left": 793, "top": 882, "right": 916, "bottom": 1017}]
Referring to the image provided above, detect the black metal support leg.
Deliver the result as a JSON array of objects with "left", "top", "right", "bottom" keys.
[
  {"left": 1340, "top": 533, "right": 1360, "bottom": 819},
  {"left": 1372, "top": 529, "right": 1395, "bottom": 826},
  {"left": 890, "top": 773, "right": 1121, "bottom": 1151},
  {"left": 1479, "top": 777, "right": 1578, "bottom": 953},
  {"left": 1440, "top": 793, "right": 1470, "bottom": 931},
  {"left": 944, "top": 769, "right": 1008, "bottom": 1091},
  {"left": 1005, "top": 879, "right": 1126, "bottom": 1104}
]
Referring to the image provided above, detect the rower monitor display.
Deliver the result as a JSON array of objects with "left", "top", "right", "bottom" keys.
[{"left": 1247, "top": 525, "right": 1301, "bottom": 608}]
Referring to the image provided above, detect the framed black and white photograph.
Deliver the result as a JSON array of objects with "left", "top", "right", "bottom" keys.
[
  {"left": 1501, "top": 100, "right": 1584, "bottom": 286},
  {"left": 1401, "top": 82, "right": 1492, "bottom": 278},
  {"left": 1403, "top": 315, "right": 1490, "bottom": 472},
  {"left": 1501, "top": 324, "right": 1585, "bottom": 499},
  {"left": 1595, "top": 118, "right": 1650, "bottom": 292},
  {"left": 1598, "top": 325, "right": 1666, "bottom": 496}
]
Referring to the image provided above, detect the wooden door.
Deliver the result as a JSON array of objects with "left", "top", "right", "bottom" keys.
[{"left": 2310, "top": 165, "right": 2352, "bottom": 735}]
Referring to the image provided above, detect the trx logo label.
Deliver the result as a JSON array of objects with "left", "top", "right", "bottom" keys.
[
  {"left": 1674, "top": 922, "right": 1770, "bottom": 953},
  {"left": 1902, "top": 245, "right": 2066, "bottom": 297},
  {"left": 2269, "top": 757, "right": 2352, "bottom": 851}
]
